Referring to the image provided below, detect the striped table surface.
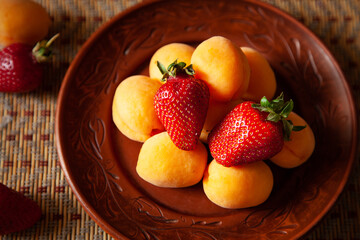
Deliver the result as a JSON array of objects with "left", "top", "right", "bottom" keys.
[{"left": 0, "top": 0, "right": 359, "bottom": 239}]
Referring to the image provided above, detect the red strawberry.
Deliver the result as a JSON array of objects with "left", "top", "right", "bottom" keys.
[
  {"left": 0, "top": 183, "right": 42, "bottom": 235},
  {"left": 154, "top": 60, "right": 209, "bottom": 150},
  {"left": 0, "top": 34, "right": 58, "bottom": 92},
  {"left": 208, "top": 93, "right": 305, "bottom": 167}
]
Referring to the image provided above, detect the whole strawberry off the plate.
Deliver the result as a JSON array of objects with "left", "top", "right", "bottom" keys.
[{"left": 55, "top": 0, "right": 357, "bottom": 239}]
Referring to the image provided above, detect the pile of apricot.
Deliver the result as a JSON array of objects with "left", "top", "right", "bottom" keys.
[{"left": 112, "top": 36, "right": 315, "bottom": 209}]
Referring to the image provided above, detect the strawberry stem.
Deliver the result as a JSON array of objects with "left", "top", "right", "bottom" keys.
[
  {"left": 157, "top": 59, "right": 195, "bottom": 82},
  {"left": 32, "top": 33, "right": 59, "bottom": 63},
  {"left": 252, "top": 93, "right": 305, "bottom": 141}
]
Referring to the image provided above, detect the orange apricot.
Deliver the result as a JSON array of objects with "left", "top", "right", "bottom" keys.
[
  {"left": 0, "top": 0, "right": 51, "bottom": 47},
  {"left": 137, "top": 132, "right": 208, "bottom": 188},
  {"left": 112, "top": 75, "right": 164, "bottom": 142},
  {"left": 149, "top": 43, "right": 195, "bottom": 82},
  {"left": 270, "top": 112, "right": 315, "bottom": 168},
  {"left": 237, "top": 47, "right": 277, "bottom": 102},
  {"left": 203, "top": 160, "right": 273, "bottom": 209},
  {"left": 191, "top": 36, "right": 250, "bottom": 102}
]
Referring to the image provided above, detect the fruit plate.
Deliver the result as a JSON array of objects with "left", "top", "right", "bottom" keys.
[{"left": 55, "top": 0, "right": 357, "bottom": 239}]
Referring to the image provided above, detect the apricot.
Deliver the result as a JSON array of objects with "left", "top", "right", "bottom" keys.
[
  {"left": 112, "top": 75, "right": 164, "bottom": 142},
  {"left": 0, "top": 0, "right": 51, "bottom": 47},
  {"left": 149, "top": 43, "right": 195, "bottom": 81},
  {"left": 191, "top": 36, "right": 250, "bottom": 102},
  {"left": 237, "top": 47, "right": 277, "bottom": 102},
  {"left": 200, "top": 98, "right": 243, "bottom": 143},
  {"left": 231, "top": 47, "right": 251, "bottom": 100},
  {"left": 136, "top": 132, "right": 208, "bottom": 188},
  {"left": 270, "top": 112, "right": 315, "bottom": 168},
  {"left": 203, "top": 160, "right": 273, "bottom": 209}
]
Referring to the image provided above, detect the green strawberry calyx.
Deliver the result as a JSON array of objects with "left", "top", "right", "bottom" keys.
[
  {"left": 157, "top": 59, "right": 195, "bottom": 82},
  {"left": 251, "top": 92, "right": 306, "bottom": 141},
  {"left": 32, "top": 33, "right": 59, "bottom": 63}
]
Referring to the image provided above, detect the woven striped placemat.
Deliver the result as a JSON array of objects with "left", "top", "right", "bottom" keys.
[{"left": 0, "top": 0, "right": 359, "bottom": 239}]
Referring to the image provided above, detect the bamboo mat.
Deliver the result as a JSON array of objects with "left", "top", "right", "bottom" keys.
[{"left": 0, "top": 0, "right": 359, "bottom": 239}]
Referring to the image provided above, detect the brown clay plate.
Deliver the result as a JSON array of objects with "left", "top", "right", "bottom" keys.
[{"left": 55, "top": 0, "right": 358, "bottom": 239}]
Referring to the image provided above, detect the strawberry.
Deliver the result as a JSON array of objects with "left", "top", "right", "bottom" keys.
[
  {"left": 0, "top": 183, "right": 42, "bottom": 235},
  {"left": 208, "top": 93, "right": 305, "bottom": 167},
  {"left": 0, "top": 34, "right": 58, "bottom": 92},
  {"left": 154, "top": 60, "right": 210, "bottom": 150}
]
